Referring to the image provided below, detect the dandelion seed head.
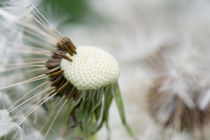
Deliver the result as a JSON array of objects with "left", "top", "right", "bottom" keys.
[
  {"left": 146, "top": 41, "right": 210, "bottom": 134},
  {"left": 61, "top": 46, "right": 120, "bottom": 90},
  {"left": 0, "top": 0, "right": 132, "bottom": 138}
]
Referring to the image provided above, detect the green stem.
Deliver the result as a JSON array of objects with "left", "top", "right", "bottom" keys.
[{"left": 113, "top": 83, "right": 135, "bottom": 137}]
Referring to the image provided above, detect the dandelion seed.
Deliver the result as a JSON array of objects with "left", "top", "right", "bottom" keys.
[
  {"left": 0, "top": 109, "right": 23, "bottom": 139},
  {"left": 0, "top": 0, "right": 133, "bottom": 139}
]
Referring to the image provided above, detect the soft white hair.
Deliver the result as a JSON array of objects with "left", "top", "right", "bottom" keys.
[{"left": 0, "top": 0, "right": 52, "bottom": 139}]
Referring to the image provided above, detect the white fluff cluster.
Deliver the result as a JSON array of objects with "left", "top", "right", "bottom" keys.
[
  {"left": 61, "top": 46, "right": 120, "bottom": 90},
  {"left": 0, "top": 91, "right": 44, "bottom": 139},
  {"left": 0, "top": 0, "right": 40, "bottom": 18},
  {"left": 145, "top": 40, "right": 210, "bottom": 109},
  {"left": 0, "top": 0, "right": 41, "bottom": 69},
  {"left": 0, "top": 109, "right": 44, "bottom": 140},
  {"left": 0, "top": 0, "right": 47, "bottom": 139},
  {"left": 0, "top": 110, "right": 22, "bottom": 138}
]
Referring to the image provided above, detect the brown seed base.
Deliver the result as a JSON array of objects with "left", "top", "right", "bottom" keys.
[
  {"left": 45, "top": 37, "right": 80, "bottom": 100},
  {"left": 147, "top": 77, "right": 210, "bottom": 132}
]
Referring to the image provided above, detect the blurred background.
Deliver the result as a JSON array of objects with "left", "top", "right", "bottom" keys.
[{"left": 37, "top": 0, "right": 210, "bottom": 140}]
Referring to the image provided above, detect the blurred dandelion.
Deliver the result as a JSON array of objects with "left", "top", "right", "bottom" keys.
[
  {"left": 145, "top": 41, "right": 210, "bottom": 140},
  {"left": 0, "top": 0, "right": 133, "bottom": 139}
]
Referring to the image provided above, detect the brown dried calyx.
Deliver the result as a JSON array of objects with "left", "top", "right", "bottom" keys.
[{"left": 45, "top": 37, "right": 80, "bottom": 100}]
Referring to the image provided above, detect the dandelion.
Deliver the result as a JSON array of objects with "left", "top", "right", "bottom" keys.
[
  {"left": 0, "top": 0, "right": 133, "bottom": 139},
  {"left": 145, "top": 41, "right": 210, "bottom": 140}
]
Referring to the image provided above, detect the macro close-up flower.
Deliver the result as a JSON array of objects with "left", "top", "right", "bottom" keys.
[
  {"left": 1, "top": 0, "right": 210, "bottom": 140},
  {"left": 0, "top": 0, "right": 133, "bottom": 140}
]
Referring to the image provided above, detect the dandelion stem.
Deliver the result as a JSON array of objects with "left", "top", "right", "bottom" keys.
[
  {"left": 9, "top": 86, "right": 52, "bottom": 113},
  {"left": 193, "top": 109, "right": 201, "bottom": 140},
  {"left": 0, "top": 74, "right": 47, "bottom": 90},
  {"left": 44, "top": 99, "right": 68, "bottom": 139},
  {"left": 16, "top": 20, "right": 57, "bottom": 43},
  {"left": 33, "top": 8, "right": 62, "bottom": 38},
  {"left": 23, "top": 35, "right": 54, "bottom": 50},
  {"left": 32, "top": 15, "right": 61, "bottom": 40},
  {"left": 8, "top": 81, "right": 49, "bottom": 111},
  {"left": 4, "top": 48, "right": 51, "bottom": 56},
  {"left": 41, "top": 96, "right": 65, "bottom": 133},
  {"left": 0, "top": 65, "right": 45, "bottom": 73},
  {"left": 113, "top": 83, "right": 134, "bottom": 137},
  {"left": 5, "top": 61, "right": 46, "bottom": 67},
  {"left": 61, "top": 99, "right": 74, "bottom": 137},
  {"left": 18, "top": 91, "right": 56, "bottom": 125},
  {"left": 20, "top": 67, "right": 46, "bottom": 76}
]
